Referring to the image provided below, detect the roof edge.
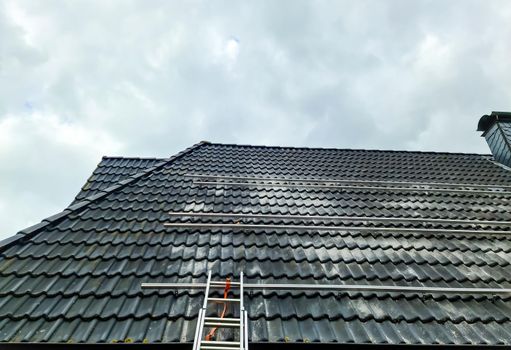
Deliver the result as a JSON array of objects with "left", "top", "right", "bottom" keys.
[
  {"left": 0, "top": 141, "right": 209, "bottom": 252},
  {"left": 0, "top": 342, "right": 508, "bottom": 349},
  {"left": 101, "top": 156, "right": 166, "bottom": 161},
  {"left": 206, "top": 142, "right": 491, "bottom": 157}
]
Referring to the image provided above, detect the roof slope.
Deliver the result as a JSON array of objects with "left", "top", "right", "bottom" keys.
[
  {"left": 2, "top": 142, "right": 511, "bottom": 345},
  {"left": 72, "top": 156, "right": 164, "bottom": 204}
]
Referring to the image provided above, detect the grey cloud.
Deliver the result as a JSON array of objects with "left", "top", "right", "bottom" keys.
[{"left": 0, "top": 0, "right": 510, "bottom": 238}]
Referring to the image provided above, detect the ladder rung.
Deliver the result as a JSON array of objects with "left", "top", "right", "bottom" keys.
[
  {"left": 208, "top": 297, "right": 240, "bottom": 303},
  {"left": 200, "top": 346, "right": 241, "bottom": 350},
  {"left": 202, "top": 340, "right": 240, "bottom": 345},
  {"left": 210, "top": 281, "right": 241, "bottom": 286},
  {"left": 204, "top": 317, "right": 240, "bottom": 322},
  {"left": 204, "top": 321, "right": 240, "bottom": 328}
]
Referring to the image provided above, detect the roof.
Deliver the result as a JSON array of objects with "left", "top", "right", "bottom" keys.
[
  {"left": 2, "top": 141, "right": 511, "bottom": 346},
  {"left": 71, "top": 156, "right": 165, "bottom": 204}
]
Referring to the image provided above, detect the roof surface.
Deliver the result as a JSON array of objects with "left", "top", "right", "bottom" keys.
[
  {"left": 71, "top": 156, "right": 165, "bottom": 204},
  {"left": 2, "top": 142, "right": 511, "bottom": 345}
]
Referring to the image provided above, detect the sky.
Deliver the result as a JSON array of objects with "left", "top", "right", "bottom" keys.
[{"left": 1, "top": 0, "right": 511, "bottom": 239}]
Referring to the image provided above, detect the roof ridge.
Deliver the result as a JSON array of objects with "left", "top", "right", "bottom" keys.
[
  {"left": 101, "top": 155, "right": 166, "bottom": 161},
  {"left": 0, "top": 141, "right": 210, "bottom": 252},
  {"left": 207, "top": 141, "right": 492, "bottom": 157}
]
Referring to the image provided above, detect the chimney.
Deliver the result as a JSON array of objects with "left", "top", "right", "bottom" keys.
[{"left": 478, "top": 111, "right": 511, "bottom": 167}]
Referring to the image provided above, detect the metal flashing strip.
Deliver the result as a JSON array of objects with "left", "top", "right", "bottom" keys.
[
  {"left": 167, "top": 211, "right": 511, "bottom": 227},
  {"left": 163, "top": 222, "right": 510, "bottom": 236},
  {"left": 141, "top": 282, "right": 511, "bottom": 295},
  {"left": 186, "top": 174, "right": 511, "bottom": 196}
]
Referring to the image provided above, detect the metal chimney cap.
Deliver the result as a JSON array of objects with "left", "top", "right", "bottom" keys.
[{"left": 477, "top": 111, "right": 511, "bottom": 133}]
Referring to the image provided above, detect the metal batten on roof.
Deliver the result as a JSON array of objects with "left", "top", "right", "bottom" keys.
[
  {"left": 192, "top": 180, "right": 511, "bottom": 196},
  {"left": 185, "top": 173, "right": 511, "bottom": 191},
  {"left": 167, "top": 211, "right": 511, "bottom": 227},
  {"left": 186, "top": 174, "right": 511, "bottom": 196},
  {"left": 163, "top": 222, "right": 509, "bottom": 236},
  {"left": 141, "top": 282, "right": 511, "bottom": 295}
]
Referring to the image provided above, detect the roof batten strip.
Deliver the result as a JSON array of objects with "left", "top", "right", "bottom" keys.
[
  {"left": 186, "top": 173, "right": 511, "bottom": 191},
  {"left": 141, "top": 282, "right": 511, "bottom": 295},
  {"left": 167, "top": 211, "right": 511, "bottom": 226},
  {"left": 192, "top": 180, "right": 511, "bottom": 196},
  {"left": 163, "top": 222, "right": 510, "bottom": 236}
]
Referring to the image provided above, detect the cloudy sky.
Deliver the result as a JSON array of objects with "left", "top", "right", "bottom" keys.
[{"left": 1, "top": 0, "right": 511, "bottom": 239}]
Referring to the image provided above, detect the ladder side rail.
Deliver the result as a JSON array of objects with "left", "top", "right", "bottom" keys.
[
  {"left": 203, "top": 270, "right": 213, "bottom": 308},
  {"left": 240, "top": 311, "right": 244, "bottom": 350},
  {"left": 196, "top": 271, "right": 213, "bottom": 350},
  {"left": 193, "top": 308, "right": 204, "bottom": 350},
  {"left": 240, "top": 271, "right": 244, "bottom": 350},
  {"left": 244, "top": 310, "right": 248, "bottom": 350}
]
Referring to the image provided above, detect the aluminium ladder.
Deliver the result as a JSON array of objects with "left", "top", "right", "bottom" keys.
[{"left": 193, "top": 271, "right": 248, "bottom": 350}]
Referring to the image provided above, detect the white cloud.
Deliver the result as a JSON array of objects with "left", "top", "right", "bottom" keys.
[
  {"left": 1, "top": 0, "right": 511, "bottom": 238},
  {"left": 0, "top": 112, "right": 121, "bottom": 236},
  {"left": 411, "top": 34, "right": 453, "bottom": 79}
]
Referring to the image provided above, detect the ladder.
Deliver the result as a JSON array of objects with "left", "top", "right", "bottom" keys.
[{"left": 193, "top": 271, "right": 248, "bottom": 350}]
